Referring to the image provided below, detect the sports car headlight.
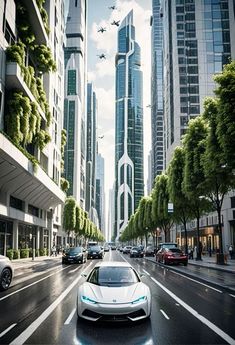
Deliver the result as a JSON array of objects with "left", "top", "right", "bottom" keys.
[
  {"left": 131, "top": 296, "right": 146, "bottom": 304},
  {"left": 81, "top": 295, "right": 97, "bottom": 304}
]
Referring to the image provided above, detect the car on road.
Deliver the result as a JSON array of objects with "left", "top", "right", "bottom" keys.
[
  {"left": 77, "top": 261, "right": 151, "bottom": 322},
  {"left": 62, "top": 246, "right": 88, "bottom": 264},
  {"left": 156, "top": 247, "right": 188, "bottom": 266},
  {"left": 145, "top": 246, "right": 155, "bottom": 257},
  {"left": 104, "top": 244, "right": 110, "bottom": 252},
  {"left": 122, "top": 246, "right": 132, "bottom": 254},
  {"left": 87, "top": 245, "right": 104, "bottom": 259},
  {"left": 0, "top": 255, "right": 14, "bottom": 291},
  {"left": 130, "top": 246, "right": 144, "bottom": 258},
  {"left": 157, "top": 242, "right": 178, "bottom": 250}
]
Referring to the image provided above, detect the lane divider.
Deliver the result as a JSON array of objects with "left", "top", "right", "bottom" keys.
[
  {"left": 150, "top": 276, "right": 235, "bottom": 344},
  {"left": 0, "top": 324, "right": 17, "bottom": 338},
  {"left": 64, "top": 308, "right": 76, "bottom": 325},
  {"left": 160, "top": 309, "right": 170, "bottom": 320}
]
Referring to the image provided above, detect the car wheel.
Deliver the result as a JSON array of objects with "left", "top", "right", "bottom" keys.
[
  {"left": 184, "top": 262, "right": 188, "bottom": 266},
  {"left": 0, "top": 268, "right": 12, "bottom": 291}
]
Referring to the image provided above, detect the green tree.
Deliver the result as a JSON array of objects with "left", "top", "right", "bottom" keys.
[
  {"left": 152, "top": 174, "right": 173, "bottom": 242},
  {"left": 214, "top": 60, "right": 235, "bottom": 170},
  {"left": 168, "top": 147, "right": 193, "bottom": 254},
  {"left": 63, "top": 197, "right": 76, "bottom": 242},
  {"left": 201, "top": 97, "right": 235, "bottom": 262},
  {"left": 182, "top": 117, "right": 210, "bottom": 260}
]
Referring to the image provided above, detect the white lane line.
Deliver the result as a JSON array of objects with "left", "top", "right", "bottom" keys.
[
  {"left": 69, "top": 266, "right": 82, "bottom": 273},
  {"left": 0, "top": 324, "right": 17, "bottom": 338},
  {"left": 170, "top": 270, "right": 222, "bottom": 293},
  {"left": 142, "top": 269, "right": 150, "bottom": 276},
  {"left": 229, "top": 294, "right": 235, "bottom": 299},
  {"left": 64, "top": 308, "right": 76, "bottom": 325},
  {"left": 0, "top": 266, "right": 70, "bottom": 302},
  {"left": 9, "top": 273, "right": 83, "bottom": 345},
  {"left": 160, "top": 309, "right": 170, "bottom": 320},
  {"left": 151, "top": 276, "right": 235, "bottom": 344}
]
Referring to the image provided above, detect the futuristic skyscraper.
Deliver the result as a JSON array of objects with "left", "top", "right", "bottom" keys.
[{"left": 114, "top": 10, "right": 144, "bottom": 239}]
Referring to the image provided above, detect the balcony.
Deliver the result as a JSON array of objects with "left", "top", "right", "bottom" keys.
[
  {"left": 20, "top": 0, "right": 48, "bottom": 45},
  {"left": 5, "top": 62, "right": 47, "bottom": 123},
  {"left": 0, "top": 133, "right": 65, "bottom": 210}
]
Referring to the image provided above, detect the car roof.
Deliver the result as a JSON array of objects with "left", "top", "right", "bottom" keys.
[{"left": 94, "top": 261, "right": 132, "bottom": 268}]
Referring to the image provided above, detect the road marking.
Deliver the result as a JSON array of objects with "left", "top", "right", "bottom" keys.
[
  {"left": 0, "top": 266, "right": 70, "bottom": 302},
  {"left": 160, "top": 309, "right": 170, "bottom": 320},
  {"left": 64, "top": 308, "right": 76, "bottom": 325},
  {"left": 150, "top": 276, "right": 235, "bottom": 344},
  {"left": 0, "top": 324, "right": 17, "bottom": 338},
  {"left": 9, "top": 267, "right": 90, "bottom": 345},
  {"left": 170, "top": 270, "right": 222, "bottom": 293},
  {"left": 229, "top": 294, "right": 235, "bottom": 299},
  {"left": 142, "top": 269, "right": 150, "bottom": 276},
  {"left": 69, "top": 266, "right": 82, "bottom": 273}
]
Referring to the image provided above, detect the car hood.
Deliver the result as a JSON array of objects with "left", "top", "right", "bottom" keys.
[{"left": 80, "top": 282, "right": 147, "bottom": 304}]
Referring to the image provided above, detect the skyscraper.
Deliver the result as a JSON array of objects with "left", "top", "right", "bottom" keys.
[
  {"left": 150, "top": 0, "right": 164, "bottom": 182},
  {"left": 114, "top": 10, "right": 144, "bottom": 239},
  {"left": 63, "top": 0, "right": 87, "bottom": 207},
  {"left": 86, "top": 83, "right": 97, "bottom": 217},
  {"left": 96, "top": 153, "right": 105, "bottom": 235},
  {"left": 162, "top": 0, "right": 235, "bottom": 167}
]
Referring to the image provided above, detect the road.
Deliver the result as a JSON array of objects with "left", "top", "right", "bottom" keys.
[{"left": 0, "top": 250, "right": 235, "bottom": 345}]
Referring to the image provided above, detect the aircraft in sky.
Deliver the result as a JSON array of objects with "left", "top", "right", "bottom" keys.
[
  {"left": 98, "top": 27, "right": 106, "bottom": 33},
  {"left": 108, "top": 5, "right": 116, "bottom": 10},
  {"left": 97, "top": 53, "right": 106, "bottom": 59},
  {"left": 111, "top": 20, "right": 120, "bottom": 27}
]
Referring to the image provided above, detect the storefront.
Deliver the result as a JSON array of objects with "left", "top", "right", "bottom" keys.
[{"left": 0, "top": 219, "right": 13, "bottom": 256}]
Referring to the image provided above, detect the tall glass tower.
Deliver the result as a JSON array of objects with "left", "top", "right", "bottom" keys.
[
  {"left": 151, "top": 0, "right": 164, "bottom": 183},
  {"left": 114, "top": 10, "right": 144, "bottom": 239},
  {"left": 63, "top": 0, "right": 87, "bottom": 207},
  {"left": 162, "top": 0, "right": 235, "bottom": 167}
]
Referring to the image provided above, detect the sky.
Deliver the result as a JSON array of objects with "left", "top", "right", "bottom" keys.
[{"left": 87, "top": 0, "right": 152, "bottom": 204}]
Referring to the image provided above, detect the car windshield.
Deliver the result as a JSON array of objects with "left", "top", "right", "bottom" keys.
[
  {"left": 88, "top": 246, "right": 100, "bottom": 251},
  {"left": 67, "top": 247, "right": 82, "bottom": 254},
  {"left": 87, "top": 266, "right": 140, "bottom": 286},
  {"left": 131, "top": 247, "right": 139, "bottom": 251}
]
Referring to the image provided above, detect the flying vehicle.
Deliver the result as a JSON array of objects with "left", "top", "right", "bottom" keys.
[
  {"left": 111, "top": 20, "right": 120, "bottom": 27},
  {"left": 108, "top": 5, "right": 116, "bottom": 10},
  {"left": 98, "top": 27, "right": 106, "bottom": 33},
  {"left": 97, "top": 54, "right": 106, "bottom": 59}
]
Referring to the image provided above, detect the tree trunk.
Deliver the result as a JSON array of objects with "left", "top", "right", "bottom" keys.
[
  {"left": 196, "top": 214, "right": 202, "bottom": 260},
  {"left": 183, "top": 218, "right": 188, "bottom": 254}
]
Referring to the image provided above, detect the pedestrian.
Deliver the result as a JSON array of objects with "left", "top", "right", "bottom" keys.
[
  {"left": 229, "top": 244, "right": 233, "bottom": 259},
  {"left": 193, "top": 246, "right": 197, "bottom": 260},
  {"left": 51, "top": 245, "right": 56, "bottom": 257},
  {"left": 188, "top": 248, "right": 193, "bottom": 259}
]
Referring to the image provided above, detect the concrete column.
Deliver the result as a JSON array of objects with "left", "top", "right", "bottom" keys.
[
  {"left": 36, "top": 227, "right": 40, "bottom": 250},
  {"left": 13, "top": 220, "right": 18, "bottom": 250}
]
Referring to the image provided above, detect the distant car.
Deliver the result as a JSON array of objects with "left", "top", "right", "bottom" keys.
[
  {"left": 145, "top": 246, "right": 155, "bottom": 257},
  {"left": 156, "top": 247, "right": 188, "bottom": 266},
  {"left": 119, "top": 246, "right": 124, "bottom": 252},
  {"left": 104, "top": 244, "right": 110, "bottom": 252},
  {"left": 111, "top": 245, "right": 117, "bottom": 250},
  {"left": 122, "top": 246, "right": 132, "bottom": 254},
  {"left": 0, "top": 255, "right": 14, "bottom": 291},
  {"left": 130, "top": 246, "right": 144, "bottom": 258},
  {"left": 62, "top": 246, "right": 87, "bottom": 264},
  {"left": 77, "top": 261, "right": 151, "bottom": 322},
  {"left": 87, "top": 245, "right": 104, "bottom": 259}
]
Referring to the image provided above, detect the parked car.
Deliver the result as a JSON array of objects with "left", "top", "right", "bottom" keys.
[
  {"left": 145, "top": 246, "right": 155, "bottom": 257},
  {"left": 122, "top": 246, "right": 132, "bottom": 254},
  {"left": 62, "top": 246, "right": 88, "bottom": 264},
  {"left": 157, "top": 242, "right": 178, "bottom": 251},
  {"left": 0, "top": 255, "right": 14, "bottom": 291},
  {"left": 130, "top": 246, "right": 144, "bottom": 258},
  {"left": 77, "top": 261, "right": 151, "bottom": 322},
  {"left": 156, "top": 247, "right": 188, "bottom": 266},
  {"left": 87, "top": 245, "right": 104, "bottom": 259}
]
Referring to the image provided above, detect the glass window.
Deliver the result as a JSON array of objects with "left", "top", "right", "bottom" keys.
[
  {"left": 206, "top": 42, "right": 214, "bottom": 51},
  {"left": 176, "top": 6, "right": 184, "bottom": 13},
  {"left": 185, "top": 13, "right": 195, "bottom": 20},
  {"left": 205, "top": 31, "right": 213, "bottom": 39},
  {"left": 176, "top": 15, "right": 184, "bottom": 21},
  {"left": 204, "top": 12, "right": 212, "bottom": 19},
  {"left": 212, "top": 11, "right": 221, "bottom": 19},
  {"left": 213, "top": 21, "right": 222, "bottom": 29},
  {"left": 213, "top": 31, "right": 222, "bottom": 42},
  {"left": 205, "top": 21, "right": 213, "bottom": 29},
  {"left": 214, "top": 45, "right": 223, "bottom": 53},
  {"left": 67, "top": 70, "right": 76, "bottom": 95}
]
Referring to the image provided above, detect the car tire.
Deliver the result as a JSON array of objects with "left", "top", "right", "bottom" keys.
[
  {"left": 184, "top": 262, "right": 188, "bottom": 266},
  {"left": 0, "top": 268, "right": 12, "bottom": 291}
]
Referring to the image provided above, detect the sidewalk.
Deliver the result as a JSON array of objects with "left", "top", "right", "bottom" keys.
[
  {"left": 11, "top": 254, "right": 62, "bottom": 270},
  {"left": 188, "top": 254, "right": 235, "bottom": 273}
]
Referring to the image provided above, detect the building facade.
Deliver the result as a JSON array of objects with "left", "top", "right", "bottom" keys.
[
  {"left": 0, "top": 0, "right": 65, "bottom": 256},
  {"left": 114, "top": 10, "right": 144, "bottom": 239},
  {"left": 150, "top": 0, "right": 164, "bottom": 182},
  {"left": 159, "top": 0, "right": 235, "bottom": 252},
  {"left": 96, "top": 153, "right": 105, "bottom": 234},
  {"left": 63, "top": 0, "right": 87, "bottom": 208}
]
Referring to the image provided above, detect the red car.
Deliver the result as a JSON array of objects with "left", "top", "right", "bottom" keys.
[{"left": 156, "top": 247, "right": 188, "bottom": 266}]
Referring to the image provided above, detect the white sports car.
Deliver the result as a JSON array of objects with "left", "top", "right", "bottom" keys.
[
  {"left": 77, "top": 261, "right": 151, "bottom": 322},
  {"left": 0, "top": 255, "right": 14, "bottom": 291}
]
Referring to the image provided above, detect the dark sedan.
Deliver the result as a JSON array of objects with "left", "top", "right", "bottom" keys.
[
  {"left": 130, "top": 246, "right": 144, "bottom": 258},
  {"left": 145, "top": 246, "right": 155, "bottom": 257},
  {"left": 156, "top": 247, "right": 188, "bottom": 266},
  {"left": 62, "top": 246, "right": 87, "bottom": 264},
  {"left": 87, "top": 245, "right": 104, "bottom": 259}
]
